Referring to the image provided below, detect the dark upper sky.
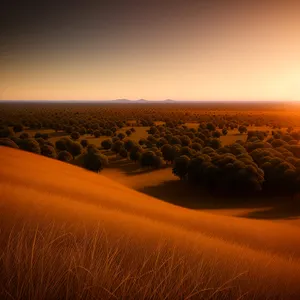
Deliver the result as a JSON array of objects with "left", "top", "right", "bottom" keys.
[{"left": 1, "top": 0, "right": 300, "bottom": 100}]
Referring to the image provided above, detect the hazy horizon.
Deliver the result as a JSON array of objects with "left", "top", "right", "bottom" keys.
[{"left": 1, "top": 0, "right": 300, "bottom": 101}]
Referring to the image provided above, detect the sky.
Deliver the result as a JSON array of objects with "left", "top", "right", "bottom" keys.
[{"left": 0, "top": 0, "right": 300, "bottom": 101}]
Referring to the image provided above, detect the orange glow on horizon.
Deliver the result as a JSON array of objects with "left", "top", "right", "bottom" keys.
[{"left": 1, "top": 1, "right": 300, "bottom": 101}]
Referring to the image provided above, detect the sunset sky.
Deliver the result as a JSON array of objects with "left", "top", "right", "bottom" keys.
[{"left": 0, "top": 0, "right": 300, "bottom": 101}]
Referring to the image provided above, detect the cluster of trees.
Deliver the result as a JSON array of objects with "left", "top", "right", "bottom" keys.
[
  {"left": 0, "top": 130, "right": 109, "bottom": 174},
  {"left": 244, "top": 130, "right": 300, "bottom": 194},
  {"left": 173, "top": 150, "right": 264, "bottom": 195},
  {"left": 170, "top": 128, "right": 300, "bottom": 196},
  {"left": 1, "top": 102, "right": 298, "bottom": 138},
  {"left": 2, "top": 102, "right": 300, "bottom": 197},
  {"left": 101, "top": 137, "right": 163, "bottom": 169}
]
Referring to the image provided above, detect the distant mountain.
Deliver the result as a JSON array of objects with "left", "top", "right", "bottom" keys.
[
  {"left": 112, "top": 99, "right": 131, "bottom": 103},
  {"left": 110, "top": 99, "right": 176, "bottom": 104}
]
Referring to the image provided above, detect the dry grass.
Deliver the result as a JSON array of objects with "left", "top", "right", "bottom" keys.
[{"left": 1, "top": 147, "right": 300, "bottom": 299}]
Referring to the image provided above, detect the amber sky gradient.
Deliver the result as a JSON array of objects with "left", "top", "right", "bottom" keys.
[{"left": 0, "top": 0, "right": 300, "bottom": 101}]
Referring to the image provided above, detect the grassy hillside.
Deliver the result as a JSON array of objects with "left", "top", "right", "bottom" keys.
[{"left": 1, "top": 147, "right": 300, "bottom": 299}]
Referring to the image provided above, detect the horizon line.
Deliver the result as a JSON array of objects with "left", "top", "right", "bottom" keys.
[{"left": 1, "top": 99, "right": 299, "bottom": 103}]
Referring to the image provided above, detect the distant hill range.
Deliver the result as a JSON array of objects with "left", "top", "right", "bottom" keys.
[{"left": 112, "top": 99, "right": 176, "bottom": 103}]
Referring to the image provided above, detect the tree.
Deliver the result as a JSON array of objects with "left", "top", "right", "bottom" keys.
[
  {"left": 19, "top": 132, "right": 30, "bottom": 139},
  {"left": 206, "top": 123, "right": 216, "bottom": 131},
  {"left": 41, "top": 133, "right": 49, "bottom": 140},
  {"left": 238, "top": 125, "right": 247, "bottom": 134},
  {"left": 179, "top": 146, "right": 195, "bottom": 157},
  {"left": 153, "top": 155, "right": 163, "bottom": 169},
  {"left": 206, "top": 138, "right": 221, "bottom": 150},
  {"left": 94, "top": 130, "right": 101, "bottom": 138},
  {"left": 124, "top": 139, "right": 135, "bottom": 152},
  {"left": 19, "top": 138, "right": 41, "bottom": 154},
  {"left": 191, "top": 142, "right": 202, "bottom": 152},
  {"left": 112, "top": 136, "right": 120, "bottom": 143},
  {"left": 147, "top": 135, "right": 158, "bottom": 145},
  {"left": 34, "top": 132, "right": 43, "bottom": 139},
  {"left": 79, "top": 127, "right": 87, "bottom": 135},
  {"left": 139, "top": 138, "right": 147, "bottom": 146},
  {"left": 0, "top": 138, "right": 19, "bottom": 149},
  {"left": 130, "top": 150, "right": 142, "bottom": 162},
  {"left": 69, "top": 142, "right": 83, "bottom": 158},
  {"left": 148, "top": 126, "right": 158, "bottom": 135},
  {"left": 271, "top": 139, "right": 288, "bottom": 148},
  {"left": 83, "top": 146, "right": 108, "bottom": 172},
  {"left": 57, "top": 150, "right": 73, "bottom": 162},
  {"left": 173, "top": 155, "right": 190, "bottom": 180},
  {"left": 222, "top": 128, "right": 228, "bottom": 136},
  {"left": 112, "top": 140, "right": 124, "bottom": 154},
  {"left": 125, "top": 129, "right": 132, "bottom": 136},
  {"left": 70, "top": 131, "right": 80, "bottom": 141},
  {"left": 41, "top": 145, "right": 56, "bottom": 158},
  {"left": 156, "top": 137, "right": 168, "bottom": 148},
  {"left": 104, "top": 129, "right": 113, "bottom": 136},
  {"left": 139, "top": 151, "right": 159, "bottom": 168},
  {"left": 212, "top": 131, "right": 221, "bottom": 138},
  {"left": 13, "top": 124, "right": 24, "bottom": 133},
  {"left": 180, "top": 135, "right": 191, "bottom": 146},
  {"left": 80, "top": 139, "right": 89, "bottom": 148},
  {"left": 161, "top": 144, "right": 178, "bottom": 164},
  {"left": 55, "top": 137, "right": 73, "bottom": 152},
  {"left": 101, "top": 139, "right": 112, "bottom": 150},
  {"left": 170, "top": 136, "right": 182, "bottom": 145},
  {"left": 117, "top": 132, "right": 126, "bottom": 140},
  {"left": 119, "top": 148, "right": 128, "bottom": 158}
]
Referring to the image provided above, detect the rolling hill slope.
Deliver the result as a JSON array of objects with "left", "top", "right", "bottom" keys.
[{"left": 1, "top": 147, "right": 300, "bottom": 299}]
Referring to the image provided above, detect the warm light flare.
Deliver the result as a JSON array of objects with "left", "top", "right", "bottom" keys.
[{"left": 0, "top": 1, "right": 300, "bottom": 101}]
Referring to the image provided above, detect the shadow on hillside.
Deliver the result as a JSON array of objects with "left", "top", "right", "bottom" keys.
[
  {"left": 137, "top": 180, "right": 269, "bottom": 210},
  {"left": 238, "top": 201, "right": 300, "bottom": 220},
  {"left": 137, "top": 180, "right": 300, "bottom": 220},
  {"left": 107, "top": 158, "right": 170, "bottom": 176}
]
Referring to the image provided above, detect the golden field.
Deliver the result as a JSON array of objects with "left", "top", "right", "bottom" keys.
[{"left": 1, "top": 147, "right": 300, "bottom": 299}]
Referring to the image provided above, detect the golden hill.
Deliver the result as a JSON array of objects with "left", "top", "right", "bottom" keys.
[{"left": 1, "top": 147, "right": 300, "bottom": 299}]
